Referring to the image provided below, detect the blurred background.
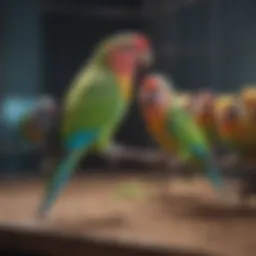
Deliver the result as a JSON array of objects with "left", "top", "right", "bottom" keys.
[
  {"left": 1, "top": 0, "right": 256, "bottom": 174},
  {"left": 1, "top": 1, "right": 256, "bottom": 256}
]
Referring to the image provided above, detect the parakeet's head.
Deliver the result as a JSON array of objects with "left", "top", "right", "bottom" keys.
[
  {"left": 240, "top": 85, "right": 256, "bottom": 122},
  {"left": 214, "top": 95, "right": 242, "bottom": 123},
  {"left": 93, "top": 31, "right": 153, "bottom": 72},
  {"left": 177, "top": 92, "right": 192, "bottom": 111},
  {"left": 240, "top": 85, "right": 256, "bottom": 115},
  {"left": 193, "top": 89, "right": 216, "bottom": 116},
  {"left": 139, "top": 74, "right": 173, "bottom": 110}
]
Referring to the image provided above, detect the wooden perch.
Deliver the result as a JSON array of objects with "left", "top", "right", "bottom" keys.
[
  {"left": 100, "top": 143, "right": 256, "bottom": 174},
  {"left": 101, "top": 143, "right": 170, "bottom": 166}
]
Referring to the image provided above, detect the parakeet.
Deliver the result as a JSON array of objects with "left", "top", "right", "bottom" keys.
[
  {"left": 139, "top": 74, "right": 223, "bottom": 190},
  {"left": 239, "top": 85, "right": 256, "bottom": 157},
  {"left": 176, "top": 92, "right": 193, "bottom": 112},
  {"left": 215, "top": 90, "right": 256, "bottom": 203},
  {"left": 19, "top": 96, "right": 58, "bottom": 147},
  {"left": 37, "top": 31, "right": 153, "bottom": 217},
  {"left": 192, "top": 89, "right": 220, "bottom": 148},
  {"left": 213, "top": 94, "right": 250, "bottom": 159}
]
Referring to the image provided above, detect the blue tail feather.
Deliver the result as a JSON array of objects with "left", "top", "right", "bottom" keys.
[
  {"left": 37, "top": 131, "right": 98, "bottom": 217},
  {"left": 205, "top": 163, "right": 223, "bottom": 189},
  {"left": 38, "top": 150, "right": 84, "bottom": 216},
  {"left": 191, "top": 145, "right": 223, "bottom": 190}
]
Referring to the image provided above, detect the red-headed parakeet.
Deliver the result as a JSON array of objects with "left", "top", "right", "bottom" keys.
[
  {"left": 37, "top": 31, "right": 153, "bottom": 217},
  {"left": 139, "top": 74, "right": 223, "bottom": 191}
]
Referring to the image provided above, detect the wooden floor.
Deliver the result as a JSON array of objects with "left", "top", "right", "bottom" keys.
[{"left": 0, "top": 174, "right": 255, "bottom": 256}]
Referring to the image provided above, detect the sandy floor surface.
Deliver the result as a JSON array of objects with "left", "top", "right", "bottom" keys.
[{"left": 0, "top": 174, "right": 255, "bottom": 256}]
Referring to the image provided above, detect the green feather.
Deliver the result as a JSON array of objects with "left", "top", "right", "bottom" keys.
[{"left": 115, "top": 182, "right": 144, "bottom": 200}]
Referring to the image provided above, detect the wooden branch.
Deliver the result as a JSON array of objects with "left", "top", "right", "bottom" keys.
[
  {"left": 101, "top": 144, "right": 168, "bottom": 166},
  {"left": 101, "top": 143, "right": 256, "bottom": 174}
]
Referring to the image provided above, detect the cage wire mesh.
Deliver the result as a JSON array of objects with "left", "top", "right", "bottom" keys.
[
  {"left": 1, "top": 0, "right": 256, "bottom": 175},
  {"left": 146, "top": 0, "right": 255, "bottom": 91}
]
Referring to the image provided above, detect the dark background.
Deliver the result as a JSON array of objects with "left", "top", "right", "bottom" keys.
[
  {"left": 43, "top": 0, "right": 256, "bottom": 96},
  {"left": 1, "top": 0, "right": 256, "bottom": 172}
]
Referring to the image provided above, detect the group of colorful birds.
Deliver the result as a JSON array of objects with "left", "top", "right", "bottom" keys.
[
  {"left": 17, "top": 31, "right": 256, "bottom": 217},
  {"left": 176, "top": 85, "right": 256, "bottom": 163}
]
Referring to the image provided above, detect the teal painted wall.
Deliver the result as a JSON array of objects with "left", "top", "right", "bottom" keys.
[{"left": 1, "top": 0, "right": 42, "bottom": 173}]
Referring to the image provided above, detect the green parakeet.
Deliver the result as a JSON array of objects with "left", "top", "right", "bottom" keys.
[
  {"left": 37, "top": 31, "right": 153, "bottom": 217},
  {"left": 138, "top": 74, "right": 223, "bottom": 191}
]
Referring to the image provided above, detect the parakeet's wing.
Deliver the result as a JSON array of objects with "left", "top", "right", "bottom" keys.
[
  {"left": 167, "top": 106, "right": 208, "bottom": 155},
  {"left": 166, "top": 106, "right": 223, "bottom": 189}
]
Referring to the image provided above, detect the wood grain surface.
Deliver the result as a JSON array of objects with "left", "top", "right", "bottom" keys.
[{"left": 0, "top": 174, "right": 255, "bottom": 256}]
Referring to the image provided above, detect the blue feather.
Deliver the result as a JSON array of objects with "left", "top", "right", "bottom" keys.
[
  {"left": 66, "top": 131, "right": 98, "bottom": 151},
  {"left": 191, "top": 145, "right": 223, "bottom": 189},
  {"left": 37, "top": 130, "right": 98, "bottom": 216},
  {"left": 206, "top": 163, "right": 223, "bottom": 189}
]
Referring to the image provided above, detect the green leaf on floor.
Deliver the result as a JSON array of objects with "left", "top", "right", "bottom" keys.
[{"left": 115, "top": 182, "right": 144, "bottom": 200}]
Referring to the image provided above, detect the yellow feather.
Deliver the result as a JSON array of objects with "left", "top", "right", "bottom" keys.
[{"left": 117, "top": 75, "right": 133, "bottom": 100}]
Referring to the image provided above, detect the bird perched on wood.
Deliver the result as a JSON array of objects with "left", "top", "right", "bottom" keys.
[
  {"left": 239, "top": 85, "right": 256, "bottom": 160},
  {"left": 191, "top": 89, "right": 220, "bottom": 149},
  {"left": 176, "top": 92, "right": 194, "bottom": 113},
  {"left": 214, "top": 94, "right": 248, "bottom": 157},
  {"left": 138, "top": 73, "right": 224, "bottom": 192},
  {"left": 215, "top": 90, "right": 256, "bottom": 204},
  {"left": 37, "top": 31, "right": 153, "bottom": 217}
]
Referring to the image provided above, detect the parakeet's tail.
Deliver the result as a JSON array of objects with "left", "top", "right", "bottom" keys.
[
  {"left": 192, "top": 145, "right": 223, "bottom": 190},
  {"left": 204, "top": 159, "right": 223, "bottom": 190},
  {"left": 37, "top": 149, "right": 84, "bottom": 217}
]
